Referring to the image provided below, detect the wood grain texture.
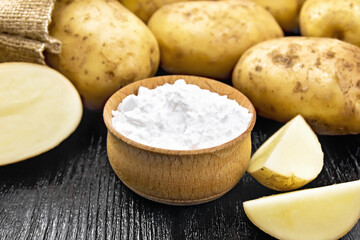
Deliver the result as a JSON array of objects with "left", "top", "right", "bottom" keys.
[
  {"left": 0, "top": 110, "right": 359, "bottom": 240},
  {"left": 104, "top": 75, "right": 256, "bottom": 205}
]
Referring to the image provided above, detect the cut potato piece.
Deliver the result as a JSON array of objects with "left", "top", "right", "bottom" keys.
[
  {"left": 248, "top": 115, "right": 323, "bottom": 191},
  {"left": 243, "top": 180, "right": 360, "bottom": 240},
  {"left": 0, "top": 63, "right": 82, "bottom": 166}
]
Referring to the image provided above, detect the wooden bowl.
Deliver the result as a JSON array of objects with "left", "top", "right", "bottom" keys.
[{"left": 103, "top": 75, "right": 256, "bottom": 205}]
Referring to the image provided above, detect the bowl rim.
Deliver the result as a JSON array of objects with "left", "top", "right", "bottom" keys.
[{"left": 103, "top": 75, "right": 256, "bottom": 155}]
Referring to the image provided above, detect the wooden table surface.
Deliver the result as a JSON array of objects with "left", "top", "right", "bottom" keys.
[{"left": 0, "top": 107, "right": 359, "bottom": 239}]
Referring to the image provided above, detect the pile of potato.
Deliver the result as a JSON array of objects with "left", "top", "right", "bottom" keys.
[{"left": 47, "top": 0, "right": 360, "bottom": 135}]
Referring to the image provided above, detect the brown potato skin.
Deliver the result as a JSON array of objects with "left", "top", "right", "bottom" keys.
[
  {"left": 148, "top": 0, "right": 283, "bottom": 81},
  {"left": 249, "top": 0, "right": 299, "bottom": 32},
  {"left": 47, "top": 0, "right": 160, "bottom": 110},
  {"left": 300, "top": 0, "right": 360, "bottom": 48},
  {"left": 119, "top": 0, "right": 191, "bottom": 22},
  {"left": 232, "top": 37, "right": 360, "bottom": 135}
]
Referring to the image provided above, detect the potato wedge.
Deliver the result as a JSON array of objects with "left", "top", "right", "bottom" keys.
[
  {"left": 243, "top": 180, "right": 360, "bottom": 240},
  {"left": 248, "top": 115, "right": 323, "bottom": 191}
]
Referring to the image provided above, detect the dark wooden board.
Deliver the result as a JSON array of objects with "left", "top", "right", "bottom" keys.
[{"left": 0, "top": 109, "right": 359, "bottom": 240}]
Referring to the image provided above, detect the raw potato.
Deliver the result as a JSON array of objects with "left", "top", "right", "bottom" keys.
[
  {"left": 47, "top": 0, "right": 160, "bottom": 110},
  {"left": 120, "top": 0, "right": 303, "bottom": 29},
  {"left": 0, "top": 63, "right": 82, "bottom": 166},
  {"left": 232, "top": 37, "right": 360, "bottom": 135},
  {"left": 300, "top": 0, "right": 360, "bottom": 47},
  {"left": 119, "top": 0, "right": 190, "bottom": 22},
  {"left": 248, "top": 0, "right": 301, "bottom": 32},
  {"left": 148, "top": 0, "right": 283, "bottom": 80},
  {"left": 243, "top": 180, "right": 360, "bottom": 240},
  {"left": 248, "top": 115, "right": 323, "bottom": 191}
]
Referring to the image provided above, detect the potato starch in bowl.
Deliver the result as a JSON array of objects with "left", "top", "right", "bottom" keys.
[{"left": 112, "top": 79, "right": 252, "bottom": 150}]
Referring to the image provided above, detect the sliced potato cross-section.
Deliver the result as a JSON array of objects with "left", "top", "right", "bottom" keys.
[{"left": 0, "top": 63, "right": 82, "bottom": 165}]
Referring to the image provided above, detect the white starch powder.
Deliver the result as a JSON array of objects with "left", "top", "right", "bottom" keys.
[{"left": 112, "top": 79, "right": 252, "bottom": 150}]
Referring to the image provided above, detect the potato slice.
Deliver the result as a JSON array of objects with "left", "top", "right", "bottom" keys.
[
  {"left": 243, "top": 180, "right": 360, "bottom": 240},
  {"left": 248, "top": 115, "right": 323, "bottom": 191},
  {"left": 0, "top": 63, "right": 82, "bottom": 165}
]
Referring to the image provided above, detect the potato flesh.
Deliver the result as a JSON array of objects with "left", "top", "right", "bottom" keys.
[
  {"left": 248, "top": 115, "right": 323, "bottom": 191},
  {"left": 243, "top": 180, "right": 360, "bottom": 240},
  {"left": 232, "top": 37, "right": 360, "bottom": 134},
  {"left": 0, "top": 63, "right": 82, "bottom": 165},
  {"left": 249, "top": 115, "right": 323, "bottom": 179}
]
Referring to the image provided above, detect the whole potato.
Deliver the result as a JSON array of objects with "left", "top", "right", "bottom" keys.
[
  {"left": 47, "top": 0, "right": 160, "bottom": 110},
  {"left": 119, "top": 0, "right": 190, "bottom": 22},
  {"left": 300, "top": 0, "right": 360, "bottom": 47},
  {"left": 248, "top": 0, "right": 300, "bottom": 32},
  {"left": 148, "top": 0, "right": 283, "bottom": 80},
  {"left": 120, "top": 0, "right": 304, "bottom": 29},
  {"left": 232, "top": 37, "right": 360, "bottom": 135}
]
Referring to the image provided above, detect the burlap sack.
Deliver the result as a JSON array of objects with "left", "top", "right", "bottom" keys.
[
  {"left": 0, "top": 0, "right": 60, "bottom": 64},
  {"left": 0, "top": 33, "right": 46, "bottom": 64}
]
